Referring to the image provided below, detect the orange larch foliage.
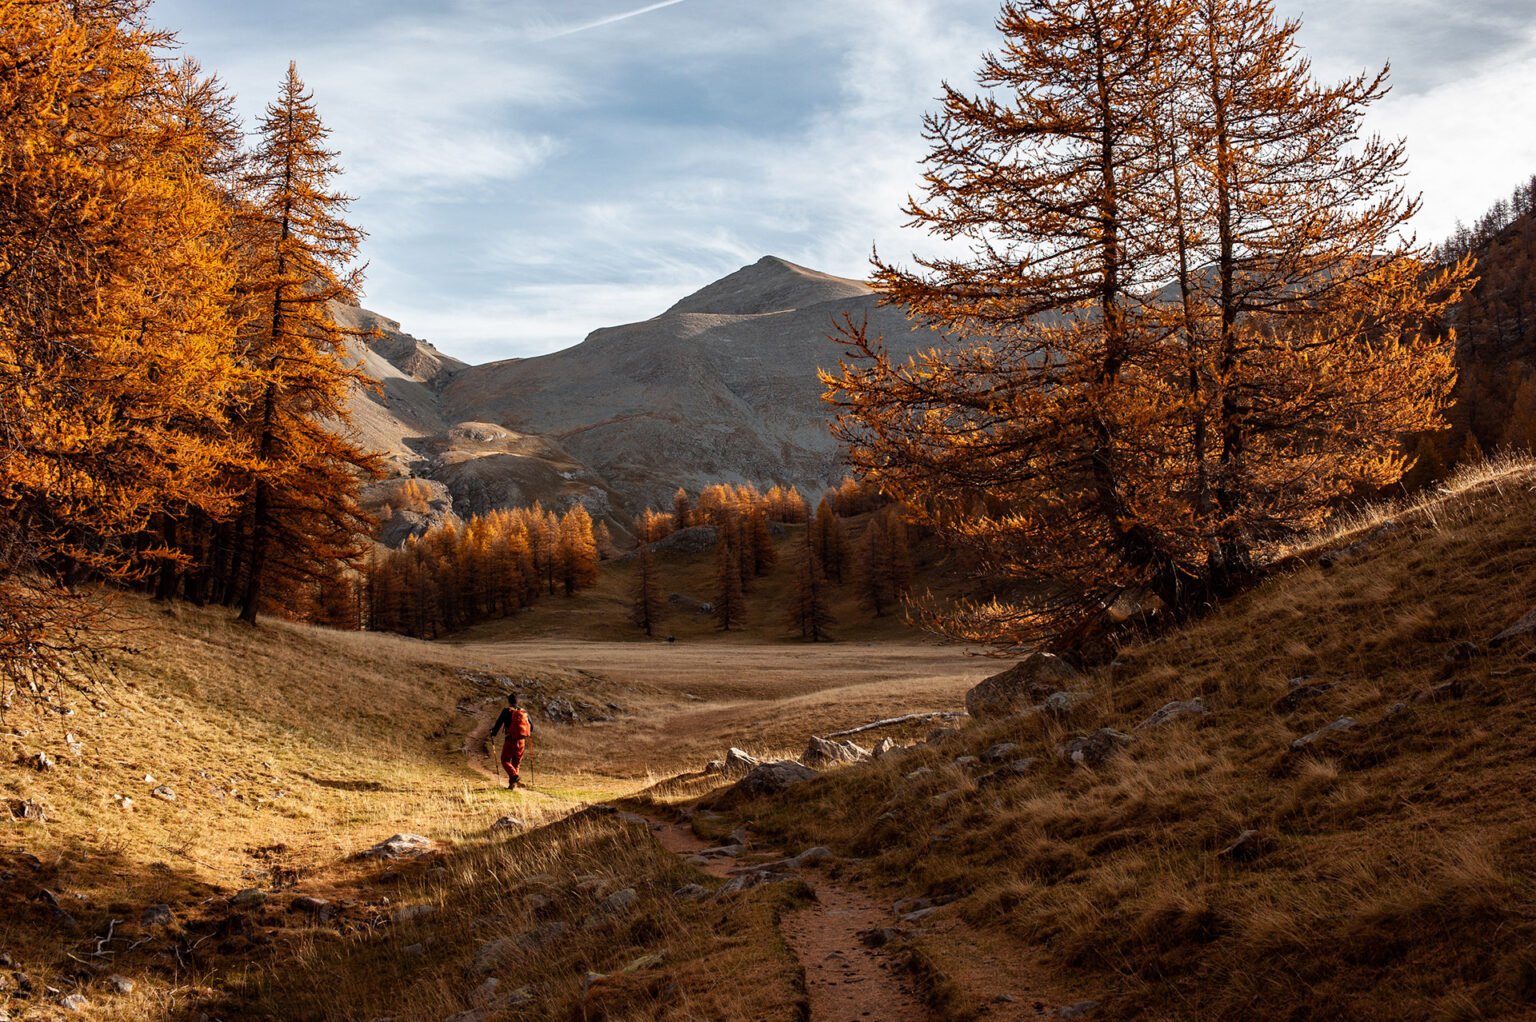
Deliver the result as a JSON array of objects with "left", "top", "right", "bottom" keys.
[{"left": 825, "top": 0, "right": 1472, "bottom": 649}]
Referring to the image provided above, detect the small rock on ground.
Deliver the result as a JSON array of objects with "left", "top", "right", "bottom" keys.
[
  {"left": 358, "top": 834, "right": 433, "bottom": 860},
  {"left": 140, "top": 904, "right": 174, "bottom": 928}
]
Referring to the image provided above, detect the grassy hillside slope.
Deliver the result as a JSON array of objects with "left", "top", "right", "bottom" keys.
[
  {"left": 0, "top": 590, "right": 988, "bottom": 1020},
  {"left": 714, "top": 458, "right": 1536, "bottom": 1020}
]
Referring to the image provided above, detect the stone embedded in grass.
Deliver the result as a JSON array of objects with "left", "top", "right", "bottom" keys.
[
  {"left": 107, "top": 975, "right": 134, "bottom": 995},
  {"left": 357, "top": 834, "right": 433, "bottom": 860},
  {"left": 64, "top": 734, "right": 82, "bottom": 757},
  {"left": 469, "top": 938, "right": 512, "bottom": 975},
  {"left": 901, "top": 905, "right": 939, "bottom": 923},
  {"left": 58, "top": 993, "right": 88, "bottom": 1013},
  {"left": 390, "top": 904, "right": 436, "bottom": 924},
  {"left": 724, "top": 747, "right": 760, "bottom": 773},
  {"left": 490, "top": 815, "right": 524, "bottom": 833},
  {"left": 966, "top": 652, "right": 1083, "bottom": 721},
  {"left": 150, "top": 786, "right": 176, "bottom": 803},
  {"left": 140, "top": 904, "right": 174, "bottom": 928},
  {"left": 1217, "top": 829, "right": 1272, "bottom": 863},
  {"left": 603, "top": 888, "right": 638, "bottom": 914},
  {"left": 1058, "top": 1000, "right": 1101, "bottom": 1018},
  {"left": 977, "top": 759, "right": 1037, "bottom": 788},
  {"left": 622, "top": 952, "right": 666, "bottom": 973},
  {"left": 787, "top": 846, "right": 834, "bottom": 868},
  {"left": 28, "top": 752, "right": 54, "bottom": 772},
  {"left": 1290, "top": 717, "right": 1356, "bottom": 751},
  {"left": 873, "top": 737, "right": 900, "bottom": 758},
  {"left": 954, "top": 755, "right": 981, "bottom": 769},
  {"left": 727, "top": 760, "right": 818, "bottom": 798},
  {"left": 673, "top": 884, "right": 710, "bottom": 900},
  {"left": 1272, "top": 681, "right": 1336, "bottom": 714},
  {"left": 289, "top": 896, "right": 333, "bottom": 921},
  {"left": 982, "top": 742, "right": 1021, "bottom": 764},
  {"left": 905, "top": 767, "right": 934, "bottom": 781},
  {"left": 517, "top": 921, "right": 569, "bottom": 949},
  {"left": 1059, "top": 729, "right": 1134, "bottom": 768},
  {"left": 1491, "top": 607, "right": 1536, "bottom": 647},
  {"left": 230, "top": 888, "right": 267, "bottom": 910},
  {"left": 802, "top": 736, "right": 871, "bottom": 768},
  {"left": 1135, "top": 697, "right": 1208, "bottom": 731},
  {"left": 925, "top": 727, "right": 960, "bottom": 744},
  {"left": 1042, "top": 690, "right": 1092, "bottom": 718},
  {"left": 714, "top": 869, "right": 782, "bottom": 898},
  {"left": 472, "top": 976, "right": 500, "bottom": 1004}
]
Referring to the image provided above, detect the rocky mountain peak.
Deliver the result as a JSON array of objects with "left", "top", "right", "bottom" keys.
[{"left": 663, "top": 255, "right": 873, "bottom": 318}]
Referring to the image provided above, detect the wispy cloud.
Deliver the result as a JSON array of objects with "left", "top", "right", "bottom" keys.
[
  {"left": 541, "top": 0, "right": 690, "bottom": 41},
  {"left": 153, "top": 0, "right": 1536, "bottom": 365}
]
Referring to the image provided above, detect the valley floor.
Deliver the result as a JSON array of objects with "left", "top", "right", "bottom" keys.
[
  {"left": 0, "top": 610, "right": 994, "bottom": 1021},
  {"left": 6, "top": 459, "right": 1536, "bottom": 1021}
]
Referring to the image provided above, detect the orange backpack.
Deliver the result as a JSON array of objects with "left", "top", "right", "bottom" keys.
[{"left": 511, "top": 708, "right": 532, "bottom": 739}]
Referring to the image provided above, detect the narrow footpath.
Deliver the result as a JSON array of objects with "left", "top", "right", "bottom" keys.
[{"left": 639, "top": 810, "right": 936, "bottom": 1021}]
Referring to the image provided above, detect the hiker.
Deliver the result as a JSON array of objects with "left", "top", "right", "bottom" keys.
[{"left": 488, "top": 693, "right": 532, "bottom": 789}]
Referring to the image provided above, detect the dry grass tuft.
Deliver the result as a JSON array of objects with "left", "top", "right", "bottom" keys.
[{"left": 721, "top": 456, "right": 1536, "bottom": 1020}]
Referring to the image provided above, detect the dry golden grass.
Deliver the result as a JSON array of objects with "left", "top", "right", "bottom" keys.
[
  {"left": 9, "top": 462, "right": 1535, "bottom": 1020},
  {"left": 0, "top": 576, "right": 989, "bottom": 1020},
  {"left": 729, "top": 458, "right": 1536, "bottom": 1020}
]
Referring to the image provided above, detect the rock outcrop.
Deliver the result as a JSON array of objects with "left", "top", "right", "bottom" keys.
[{"left": 965, "top": 653, "right": 1083, "bottom": 721}]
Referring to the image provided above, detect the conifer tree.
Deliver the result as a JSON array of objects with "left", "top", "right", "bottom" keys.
[
  {"left": 629, "top": 544, "right": 666, "bottom": 637},
  {"left": 712, "top": 522, "right": 746, "bottom": 631},
  {"left": 811, "top": 499, "right": 848, "bottom": 584},
  {"left": 672, "top": 488, "right": 692, "bottom": 531},
  {"left": 0, "top": 1, "right": 249, "bottom": 694},
  {"left": 789, "top": 532, "right": 835, "bottom": 641},
  {"left": 233, "top": 62, "right": 374, "bottom": 625},
  {"left": 827, "top": 0, "right": 1471, "bottom": 647},
  {"left": 556, "top": 505, "right": 599, "bottom": 595}
]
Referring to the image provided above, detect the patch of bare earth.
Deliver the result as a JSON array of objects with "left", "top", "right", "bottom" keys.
[{"left": 781, "top": 879, "right": 935, "bottom": 1022}]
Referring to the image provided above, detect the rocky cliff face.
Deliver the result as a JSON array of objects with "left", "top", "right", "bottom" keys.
[{"left": 347, "top": 256, "right": 929, "bottom": 540}]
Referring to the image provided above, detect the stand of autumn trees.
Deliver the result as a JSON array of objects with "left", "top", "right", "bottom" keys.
[
  {"left": 826, "top": 0, "right": 1474, "bottom": 650},
  {"left": 0, "top": 2, "right": 373, "bottom": 703},
  {"left": 368, "top": 505, "right": 598, "bottom": 639},
  {"left": 623, "top": 479, "right": 910, "bottom": 640},
  {"left": 1405, "top": 176, "right": 1536, "bottom": 481}
]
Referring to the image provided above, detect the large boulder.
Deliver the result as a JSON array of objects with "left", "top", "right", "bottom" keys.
[
  {"left": 801, "top": 736, "right": 871, "bottom": 768},
  {"left": 728, "top": 760, "right": 819, "bottom": 799},
  {"left": 965, "top": 653, "right": 1082, "bottom": 721}
]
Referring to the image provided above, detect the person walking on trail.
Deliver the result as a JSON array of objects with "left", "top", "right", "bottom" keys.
[{"left": 489, "top": 693, "right": 532, "bottom": 789}]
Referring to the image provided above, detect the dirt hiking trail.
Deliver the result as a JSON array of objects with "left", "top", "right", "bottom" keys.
[{"left": 633, "top": 807, "right": 936, "bottom": 1021}]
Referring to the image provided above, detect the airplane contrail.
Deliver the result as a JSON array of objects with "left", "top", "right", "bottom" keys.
[{"left": 543, "top": 0, "right": 690, "bottom": 40}]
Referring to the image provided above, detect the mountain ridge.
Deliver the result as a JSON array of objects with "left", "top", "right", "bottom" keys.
[{"left": 348, "top": 256, "right": 922, "bottom": 539}]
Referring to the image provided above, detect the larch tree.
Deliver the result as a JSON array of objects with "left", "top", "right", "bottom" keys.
[
  {"left": 672, "top": 488, "right": 692, "bottom": 531},
  {"left": 0, "top": 1, "right": 247, "bottom": 696},
  {"left": 810, "top": 498, "right": 848, "bottom": 584},
  {"left": 629, "top": 543, "right": 666, "bottom": 637},
  {"left": 826, "top": 0, "right": 1470, "bottom": 649},
  {"left": 789, "top": 532, "right": 835, "bottom": 641},
  {"left": 234, "top": 62, "right": 375, "bottom": 625},
  {"left": 712, "top": 518, "right": 746, "bottom": 631},
  {"left": 556, "top": 505, "right": 599, "bottom": 595}
]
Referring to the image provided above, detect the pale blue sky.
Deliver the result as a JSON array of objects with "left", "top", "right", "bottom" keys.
[{"left": 151, "top": 0, "right": 1536, "bottom": 364}]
